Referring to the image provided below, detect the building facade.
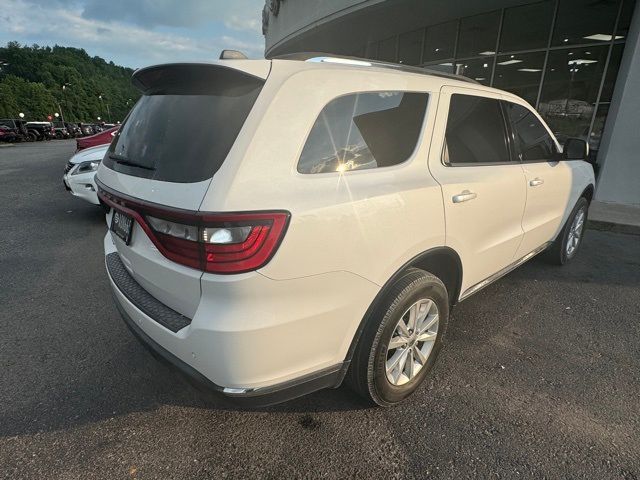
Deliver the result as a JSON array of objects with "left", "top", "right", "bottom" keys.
[{"left": 263, "top": 0, "right": 640, "bottom": 206}]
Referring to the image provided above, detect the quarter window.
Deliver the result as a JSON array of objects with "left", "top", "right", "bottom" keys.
[
  {"left": 297, "top": 92, "right": 429, "bottom": 174},
  {"left": 504, "top": 102, "right": 556, "bottom": 161},
  {"left": 444, "top": 94, "right": 511, "bottom": 165}
]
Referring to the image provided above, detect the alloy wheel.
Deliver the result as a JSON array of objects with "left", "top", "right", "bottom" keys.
[
  {"left": 566, "top": 207, "right": 586, "bottom": 258},
  {"left": 385, "top": 298, "right": 439, "bottom": 386}
]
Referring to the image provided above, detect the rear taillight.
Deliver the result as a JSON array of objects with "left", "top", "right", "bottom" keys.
[
  {"left": 98, "top": 185, "right": 289, "bottom": 274},
  {"left": 200, "top": 213, "right": 289, "bottom": 273}
]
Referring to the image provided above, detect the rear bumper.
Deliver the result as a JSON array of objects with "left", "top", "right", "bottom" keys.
[
  {"left": 114, "top": 295, "right": 346, "bottom": 407},
  {"left": 103, "top": 232, "right": 378, "bottom": 405}
]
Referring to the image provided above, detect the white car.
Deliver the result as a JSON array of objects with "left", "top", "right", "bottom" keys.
[
  {"left": 97, "top": 56, "right": 594, "bottom": 407},
  {"left": 63, "top": 144, "right": 108, "bottom": 205}
]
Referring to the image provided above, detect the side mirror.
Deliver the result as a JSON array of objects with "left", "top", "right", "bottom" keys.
[{"left": 563, "top": 137, "right": 589, "bottom": 160}]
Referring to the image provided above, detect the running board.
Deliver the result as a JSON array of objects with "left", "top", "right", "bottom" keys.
[{"left": 459, "top": 242, "right": 552, "bottom": 302}]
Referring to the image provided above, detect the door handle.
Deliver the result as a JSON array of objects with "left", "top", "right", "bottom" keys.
[
  {"left": 529, "top": 178, "right": 544, "bottom": 187},
  {"left": 452, "top": 190, "right": 477, "bottom": 203}
]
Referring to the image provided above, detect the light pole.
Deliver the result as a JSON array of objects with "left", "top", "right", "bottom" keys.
[
  {"left": 62, "top": 83, "right": 73, "bottom": 122},
  {"left": 99, "top": 94, "right": 112, "bottom": 123},
  {"left": 98, "top": 94, "right": 106, "bottom": 122},
  {"left": 55, "top": 106, "right": 65, "bottom": 126}
]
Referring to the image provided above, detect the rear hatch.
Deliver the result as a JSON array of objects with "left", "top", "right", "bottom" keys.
[{"left": 97, "top": 61, "right": 270, "bottom": 318}]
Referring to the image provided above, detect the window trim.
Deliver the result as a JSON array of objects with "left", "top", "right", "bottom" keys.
[
  {"left": 501, "top": 99, "right": 560, "bottom": 164},
  {"left": 295, "top": 90, "right": 431, "bottom": 176},
  {"left": 441, "top": 93, "right": 516, "bottom": 168}
]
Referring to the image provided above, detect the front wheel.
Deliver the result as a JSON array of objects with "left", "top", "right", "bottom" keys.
[
  {"left": 346, "top": 268, "right": 449, "bottom": 407},
  {"left": 545, "top": 197, "right": 589, "bottom": 265}
]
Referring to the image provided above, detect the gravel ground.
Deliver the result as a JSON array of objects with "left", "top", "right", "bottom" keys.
[{"left": 1, "top": 140, "right": 639, "bottom": 479}]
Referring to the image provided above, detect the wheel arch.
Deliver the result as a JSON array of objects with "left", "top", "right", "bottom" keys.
[
  {"left": 341, "top": 247, "right": 462, "bottom": 369},
  {"left": 581, "top": 184, "right": 595, "bottom": 203}
]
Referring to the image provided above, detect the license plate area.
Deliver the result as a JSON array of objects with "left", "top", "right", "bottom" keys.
[{"left": 110, "top": 209, "right": 134, "bottom": 245}]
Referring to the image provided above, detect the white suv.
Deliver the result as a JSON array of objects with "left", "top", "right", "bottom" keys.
[{"left": 97, "top": 55, "right": 594, "bottom": 407}]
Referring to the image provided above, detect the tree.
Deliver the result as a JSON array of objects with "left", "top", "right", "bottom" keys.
[{"left": 0, "top": 42, "right": 140, "bottom": 122}]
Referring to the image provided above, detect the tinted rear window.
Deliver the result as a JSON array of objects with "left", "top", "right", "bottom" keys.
[
  {"left": 104, "top": 64, "right": 264, "bottom": 183},
  {"left": 444, "top": 94, "right": 511, "bottom": 165}
]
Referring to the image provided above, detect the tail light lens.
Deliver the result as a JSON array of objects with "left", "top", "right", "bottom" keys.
[{"left": 98, "top": 185, "right": 289, "bottom": 274}]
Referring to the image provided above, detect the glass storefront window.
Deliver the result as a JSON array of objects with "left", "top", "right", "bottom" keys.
[
  {"left": 365, "top": 42, "right": 378, "bottom": 60},
  {"left": 494, "top": 52, "right": 546, "bottom": 105},
  {"left": 589, "top": 103, "right": 609, "bottom": 152},
  {"left": 398, "top": 29, "right": 423, "bottom": 65},
  {"left": 423, "top": 21, "right": 457, "bottom": 63},
  {"left": 552, "top": 0, "right": 621, "bottom": 46},
  {"left": 539, "top": 46, "right": 608, "bottom": 138},
  {"left": 353, "top": 0, "right": 634, "bottom": 160},
  {"left": 457, "top": 11, "right": 501, "bottom": 58},
  {"left": 600, "top": 43, "right": 625, "bottom": 102},
  {"left": 455, "top": 58, "right": 494, "bottom": 85},
  {"left": 499, "top": 1, "right": 554, "bottom": 52},
  {"left": 617, "top": 0, "right": 636, "bottom": 37},
  {"left": 351, "top": 47, "right": 365, "bottom": 58},
  {"left": 378, "top": 36, "right": 397, "bottom": 62}
]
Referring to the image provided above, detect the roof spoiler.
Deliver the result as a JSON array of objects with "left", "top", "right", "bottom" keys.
[{"left": 131, "top": 63, "right": 265, "bottom": 95}]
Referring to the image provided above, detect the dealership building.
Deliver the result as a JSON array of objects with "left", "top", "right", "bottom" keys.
[{"left": 262, "top": 0, "right": 640, "bottom": 207}]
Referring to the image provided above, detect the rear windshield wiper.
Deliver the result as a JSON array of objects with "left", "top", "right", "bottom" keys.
[{"left": 108, "top": 153, "right": 155, "bottom": 171}]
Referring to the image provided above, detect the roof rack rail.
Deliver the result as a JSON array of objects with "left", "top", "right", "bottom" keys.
[{"left": 272, "top": 52, "right": 479, "bottom": 85}]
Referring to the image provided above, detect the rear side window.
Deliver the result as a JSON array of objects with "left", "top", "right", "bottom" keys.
[
  {"left": 444, "top": 94, "right": 511, "bottom": 165},
  {"left": 104, "top": 64, "right": 264, "bottom": 183},
  {"left": 504, "top": 102, "right": 556, "bottom": 161},
  {"left": 297, "top": 91, "right": 429, "bottom": 174}
]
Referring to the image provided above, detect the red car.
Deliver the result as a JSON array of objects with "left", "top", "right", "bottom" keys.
[{"left": 76, "top": 126, "right": 119, "bottom": 151}]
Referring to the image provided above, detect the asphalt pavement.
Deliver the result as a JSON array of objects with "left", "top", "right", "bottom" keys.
[{"left": 1, "top": 140, "right": 639, "bottom": 479}]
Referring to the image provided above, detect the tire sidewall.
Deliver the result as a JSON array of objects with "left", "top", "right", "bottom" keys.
[{"left": 368, "top": 275, "right": 449, "bottom": 406}]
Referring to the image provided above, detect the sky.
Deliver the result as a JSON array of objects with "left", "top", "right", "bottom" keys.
[{"left": 0, "top": 0, "right": 266, "bottom": 68}]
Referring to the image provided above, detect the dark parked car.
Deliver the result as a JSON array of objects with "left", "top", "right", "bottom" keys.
[
  {"left": 25, "top": 122, "right": 56, "bottom": 141},
  {"left": 78, "top": 123, "right": 95, "bottom": 136},
  {"left": 52, "top": 121, "right": 71, "bottom": 139},
  {"left": 0, "top": 118, "right": 30, "bottom": 142},
  {"left": 0, "top": 125, "right": 17, "bottom": 142},
  {"left": 66, "top": 123, "right": 83, "bottom": 137}
]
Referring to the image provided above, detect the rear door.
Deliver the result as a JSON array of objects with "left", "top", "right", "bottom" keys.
[
  {"left": 97, "top": 62, "right": 269, "bottom": 318},
  {"left": 428, "top": 87, "right": 527, "bottom": 297},
  {"left": 502, "top": 100, "right": 573, "bottom": 258}
]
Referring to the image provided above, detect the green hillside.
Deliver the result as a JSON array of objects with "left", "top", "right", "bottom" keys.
[{"left": 0, "top": 41, "right": 140, "bottom": 123}]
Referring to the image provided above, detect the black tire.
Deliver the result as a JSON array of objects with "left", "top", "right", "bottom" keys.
[
  {"left": 27, "top": 132, "right": 37, "bottom": 142},
  {"left": 544, "top": 197, "right": 589, "bottom": 265},
  {"left": 346, "top": 268, "right": 449, "bottom": 407}
]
